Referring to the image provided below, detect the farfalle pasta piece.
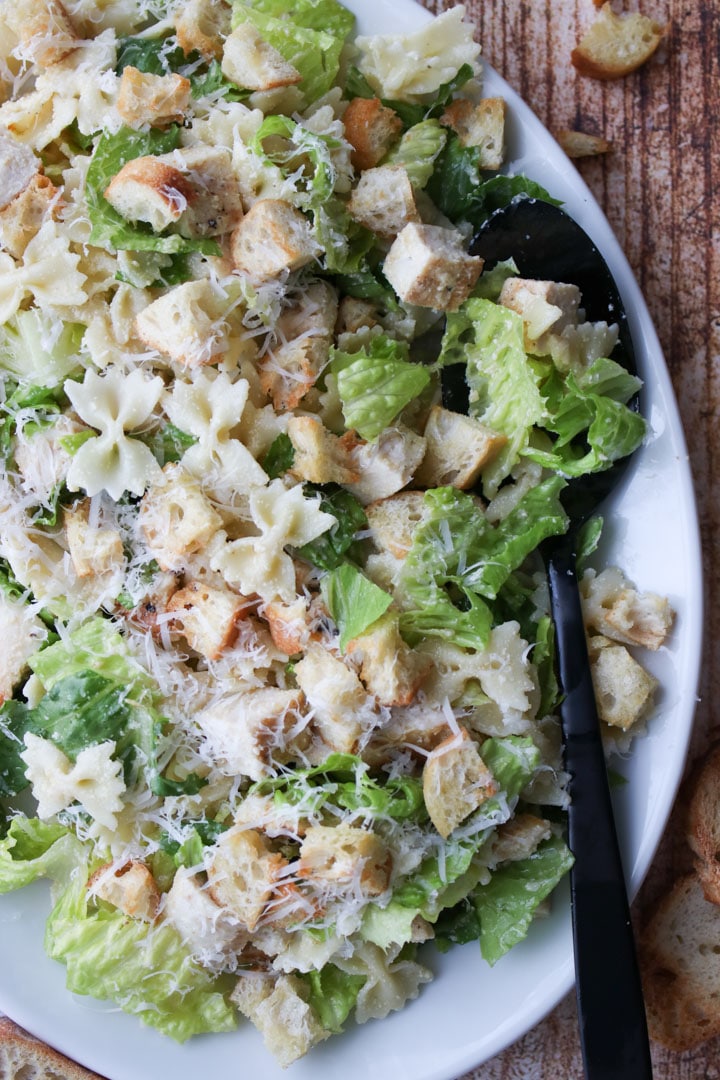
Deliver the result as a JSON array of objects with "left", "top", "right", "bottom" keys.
[
  {"left": 164, "top": 370, "right": 268, "bottom": 495},
  {"left": 0, "top": 219, "right": 87, "bottom": 323},
  {"left": 21, "top": 733, "right": 126, "bottom": 831},
  {"left": 211, "top": 480, "right": 336, "bottom": 602},
  {"left": 64, "top": 367, "right": 164, "bottom": 500}
]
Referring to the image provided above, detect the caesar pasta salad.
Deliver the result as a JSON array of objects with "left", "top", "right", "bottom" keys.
[{"left": 0, "top": 0, "right": 674, "bottom": 1066}]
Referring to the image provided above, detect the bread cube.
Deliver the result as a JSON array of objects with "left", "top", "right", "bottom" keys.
[
  {"left": 0, "top": 593, "right": 48, "bottom": 704},
  {"left": 139, "top": 463, "right": 224, "bottom": 569},
  {"left": 342, "top": 96, "right": 403, "bottom": 172},
  {"left": 167, "top": 579, "right": 247, "bottom": 659},
  {"left": 299, "top": 823, "right": 391, "bottom": 895},
  {"left": 232, "top": 973, "right": 329, "bottom": 1067},
  {"left": 175, "top": 0, "right": 231, "bottom": 60},
  {"left": 260, "top": 280, "right": 338, "bottom": 409},
  {"left": 347, "top": 164, "right": 420, "bottom": 239},
  {"left": 336, "top": 296, "right": 380, "bottom": 335},
  {"left": 0, "top": 172, "right": 60, "bottom": 258},
  {"left": 0, "top": 131, "right": 39, "bottom": 212},
  {"left": 164, "top": 869, "right": 245, "bottom": 958},
  {"left": 588, "top": 634, "right": 658, "bottom": 730},
  {"left": 294, "top": 643, "right": 368, "bottom": 754},
  {"left": 5, "top": 0, "right": 79, "bottom": 66},
  {"left": 365, "top": 491, "right": 428, "bottom": 559},
  {"left": 383, "top": 223, "right": 483, "bottom": 311},
  {"left": 490, "top": 813, "right": 552, "bottom": 865},
  {"left": 287, "top": 415, "right": 359, "bottom": 485},
  {"left": 117, "top": 67, "right": 191, "bottom": 128},
  {"left": 571, "top": 4, "right": 667, "bottom": 79},
  {"left": 196, "top": 687, "right": 304, "bottom": 780},
  {"left": 134, "top": 279, "right": 230, "bottom": 366},
  {"left": 422, "top": 727, "right": 498, "bottom": 838},
  {"left": 104, "top": 156, "right": 193, "bottom": 233},
  {"left": 556, "top": 129, "right": 612, "bottom": 159},
  {"left": 230, "top": 199, "right": 320, "bottom": 282},
  {"left": 580, "top": 566, "right": 674, "bottom": 650},
  {"left": 346, "top": 613, "right": 432, "bottom": 707},
  {"left": 415, "top": 405, "right": 507, "bottom": 489},
  {"left": 499, "top": 277, "right": 581, "bottom": 348},
  {"left": 168, "top": 144, "right": 244, "bottom": 238},
  {"left": 206, "top": 826, "right": 286, "bottom": 931},
  {"left": 87, "top": 861, "right": 160, "bottom": 921},
  {"left": 346, "top": 425, "right": 427, "bottom": 505},
  {"left": 440, "top": 97, "right": 506, "bottom": 169},
  {"left": 221, "top": 23, "right": 302, "bottom": 91},
  {"left": 64, "top": 499, "right": 124, "bottom": 579}
]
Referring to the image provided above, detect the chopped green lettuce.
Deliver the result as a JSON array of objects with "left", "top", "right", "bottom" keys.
[
  {"left": 231, "top": 0, "right": 354, "bottom": 103},
  {"left": 0, "top": 816, "right": 85, "bottom": 893},
  {"left": 137, "top": 422, "right": 198, "bottom": 466},
  {"left": 295, "top": 486, "right": 367, "bottom": 572},
  {"left": 321, "top": 563, "right": 393, "bottom": 651},
  {"left": 384, "top": 119, "right": 447, "bottom": 188},
  {"left": 0, "top": 311, "right": 83, "bottom": 387},
  {"left": 261, "top": 432, "right": 296, "bottom": 478},
  {"left": 115, "top": 33, "right": 246, "bottom": 101},
  {"left": 45, "top": 865, "right": 236, "bottom": 1041},
  {"left": 331, "top": 335, "right": 431, "bottom": 440},
  {"left": 473, "top": 834, "right": 574, "bottom": 965},
  {"left": 85, "top": 127, "right": 220, "bottom": 256},
  {"left": 300, "top": 965, "right": 366, "bottom": 1034}
]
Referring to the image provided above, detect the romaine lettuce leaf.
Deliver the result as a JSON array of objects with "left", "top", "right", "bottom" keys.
[
  {"left": 384, "top": 119, "right": 447, "bottom": 188},
  {"left": 0, "top": 311, "right": 83, "bottom": 387},
  {"left": 473, "top": 834, "right": 574, "bottom": 965},
  {"left": 331, "top": 334, "right": 431, "bottom": 440},
  {"left": 232, "top": 0, "right": 354, "bottom": 103},
  {"left": 300, "top": 965, "right": 366, "bottom": 1034},
  {"left": 261, "top": 432, "right": 295, "bottom": 479},
  {"left": 85, "top": 127, "right": 220, "bottom": 256},
  {"left": 115, "top": 34, "right": 246, "bottom": 101},
  {"left": 321, "top": 563, "right": 393, "bottom": 651},
  {"left": 398, "top": 483, "right": 567, "bottom": 649},
  {"left": 45, "top": 867, "right": 236, "bottom": 1041},
  {"left": 0, "top": 816, "right": 85, "bottom": 893},
  {"left": 295, "top": 485, "right": 367, "bottom": 572}
]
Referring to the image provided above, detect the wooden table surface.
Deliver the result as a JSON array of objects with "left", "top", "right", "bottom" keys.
[
  {"left": 4, "top": 2, "right": 718, "bottom": 1078},
  {"left": 414, "top": 0, "right": 718, "bottom": 1077}
]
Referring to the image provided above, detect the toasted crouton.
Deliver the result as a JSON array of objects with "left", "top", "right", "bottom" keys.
[
  {"left": 383, "top": 223, "right": 483, "bottom": 311},
  {"left": 556, "top": 129, "right": 612, "bottom": 159},
  {"left": 0, "top": 593, "right": 48, "bottom": 704},
  {"left": 287, "top": 415, "right": 360, "bottom": 485},
  {"left": 164, "top": 869, "right": 245, "bottom": 959},
  {"left": 117, "top": 67, "right": 191, "bottom": 128},
  {"left": 499, "top": 276, "right": 581, "bottom": 348},
  {"left": 490, "top": 813, "right": 552, "bottom": 865},
  {"left": 294, "top": 643, "right": 369, "bottom": 754},
  {"left": 87, "top": 861, "right": 160, "bottom": 921},
  {"left": 104, "top": 156, "right": 193, "bottom": 233},
  {"left": 222, "top": 23, "right": 302, "bottom": 91},
  {"left": 0, "top": 172, "right": 60, "bottom": 258},
  {"left": 686, "top": 743, "right": 720, "bottom": 906},
  {"left": 346, "top": 613, "right": 432, "bottom": 707},
  {"left": 347, "top": 164, "right": 421, "bottom": 239},
  {"left": 175, "top": 0, "right": 231, "bottom": 60},
  {"left": 139, "top": 463, "right": 224, "bottom": 571},
  {"left": 343, "top": 96, "right": 403, "bottom": 172},
  {"left": 641, "top": 873, "right": 720, "bottom": 1051},
  {"left": 367, "top": 703, "right": 452, "bottom": 760},
  {"left": 263, "top": 597, "right": 312, "bottom": 656},
  {"left": 134, "top": 278, "right": 231, "bottom": 366},
  {"left": 230, "top": 199, "right": 320, "bottom": 282},
  {"left": 440, "top": 97, "right": 506, "bottom": 169},
  {"left": 299, "top": 823, "right": 391, "bottom": 895},
  {"left": 64, "top": 499, "right": 124, "bottom": 579},
  {"left": 260, "top": 280, "right": 338, "bottom": 410},
  {"left": 165, "top": 144, "right": 244, "bottom": 238},
  {"left": 5, "top": 0, "right": 79, "bottom": 66},
  {"left": 587, "top": 634, "right": 658, "bottom": 731},
  {"left": 580, "top": 566, "right": 674, "bottom": 650},
  {"left": 346, "top": 425, "right": 427, "bottom": 505},
  {"left": 571, "top": 4, "right": 667, "bottom": 80},
  {"left": 232, "top": 973, "right": 329, "bottom": 1067},
  {"left": 336, "top": 296, "right": 380, "bottom": 335},
  {"left": 415, "top": 405, "right": 507, "bottom": 489},
  {"left": 423, "top": 727, "right": 498, "bottom": 838},
  {"left": 365, "top": 490, "right": 429, "bottom": 559},
  {"left": 196, "top": 687, "right": 304, "bottom": 780},
  {"left": 167, "top": 579, "right": 248, "bottom": 659},
  {"left": 0, "top": 131, "right": 39, "bottom": 212},
  {"left": 206, "top": 827, "right": 287, "bottom": 931}
]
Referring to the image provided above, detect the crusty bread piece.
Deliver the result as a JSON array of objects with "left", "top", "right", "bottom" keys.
[
  {"left": 571, "top": 4, "right": 667, "bottom": 80},
  {"left": 0, "top": 172, "right": 60, "bottom": 257},
  {"left": 641, "top": 873, "right": 720, "bottom": 1050},
  {"left": 0, "top": 131, "right": 39, "bottom": 212},
  {"left": 0, "top": 1016, "right": 106, "bottom": 1080},
  {"left": 687, "top": 742, "right": 720, "bottom": 905},
  {"left": 230, "top": 199, "right": 320, "bottom": 282},
  {"left": 342, "top": 96, "right": 403, "bottom": 172},
  {"left": 365, "top": 490, "right": 429, "bottom": 560},
  {"left": 5, "top": 0, "right": 79, "bottom": 67},
  {"left": 117, "top": 66, "right": 191, "bottom": 128},
  {"left": 440, "top": 96, "right": 506, "bottom": 169},
  {"left": 104, "top": 156, "right": 193, "bottom": 232},
  {"left": 222, "top": 23, "right": 301, "bottom": 92},
  {"left": 175, "top": 0, "right": 231, "bottom": 60},
  {"left": 415, "top": 404, "right": 507, "bottom": 490},
  {"left": 383, "top": 222, "right": 483, "bottom": 311},
  {"left": 556, "top": 129, "right": 612, "bottom": 158},
  {"left": 347, "top": 164, "right": 420, "bottom": 239},
  {"left": 423, "top": 727, "right": 498, "bottom": 838}
]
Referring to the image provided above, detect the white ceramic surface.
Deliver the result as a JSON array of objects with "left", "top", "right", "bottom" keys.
[{"left": 0, "top": 2, "right": 703, "bottom": 1078}]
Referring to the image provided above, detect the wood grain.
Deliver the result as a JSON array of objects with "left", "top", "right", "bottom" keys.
[{"left": 416, "top": 0, "right": 720, "bottom": 1076}]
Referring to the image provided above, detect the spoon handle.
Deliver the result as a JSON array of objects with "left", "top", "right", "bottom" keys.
[{"left": 546, "top": 548, "right": 653, "bottom": 1080}]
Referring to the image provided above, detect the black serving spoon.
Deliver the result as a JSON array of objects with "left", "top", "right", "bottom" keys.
[{"left": 444, "top": 198, "right": 653, "bottom": 1080}]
